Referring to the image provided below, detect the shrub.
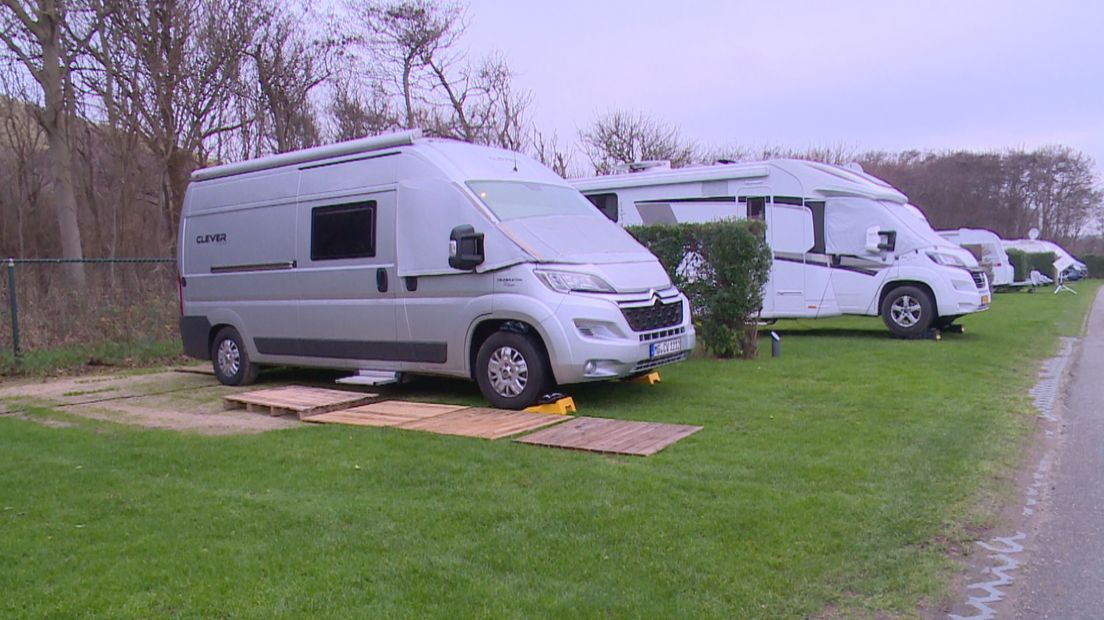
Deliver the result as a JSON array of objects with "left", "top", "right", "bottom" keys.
[
  {"left": 1026, "top": 252, "right": 1058, "bottom": 280},
  {"left": 1005, "top": 249, "right": 1029, "bottom": 282},
  {"left": 629, "top": 221, "right": 771, "bottom": 359},
  {"left": 1005, "top": 249, "right": 1057, "bottom": 282},
  {"left": 1082, "top": 254, "right": 1104, "bottom": 278}
]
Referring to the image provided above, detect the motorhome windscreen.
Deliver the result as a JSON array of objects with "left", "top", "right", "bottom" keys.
[{"left": 467, "top": 181, "right": 600, "bottom": 221}]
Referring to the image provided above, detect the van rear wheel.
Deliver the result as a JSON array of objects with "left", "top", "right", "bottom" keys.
[
  {"left": 211, "top": 327, "right": 260, "bottom": 386},
  {"left": 881, "top": 286, "right": 934, "bottom": 338},
  {"left": 475, "top": 331, "right": 550, "bottom": 410}
]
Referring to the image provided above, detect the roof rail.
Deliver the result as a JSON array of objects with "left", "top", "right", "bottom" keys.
[{"left": 191, "top": 129, "right": 423, "bottom": 182}]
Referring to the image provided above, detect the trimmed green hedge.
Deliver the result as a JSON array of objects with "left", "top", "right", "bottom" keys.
[
  {"left": 1082, "top": 254, "right": 1104, "bottom": 278},
  {"left": 629, "top": 221, "right": 771, "bottom": 358},
  {"left": 1006, "top": 249, "right": 1057, "bottom": 281}
]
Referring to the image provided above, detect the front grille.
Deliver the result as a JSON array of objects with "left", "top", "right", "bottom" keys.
[
  {"left": 633, "top": 351, "right": 690, "bottom": 373},
  {"left": 639, "top": 326, "right": 686, "bottom": 342},
  {"left": 970, "top": 269, "right": 987, "bottom": 289},
  {"left": 621, "top": 300, "right": 683, "bottom": 332}
]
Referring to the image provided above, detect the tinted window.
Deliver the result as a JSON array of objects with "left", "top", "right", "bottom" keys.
[
  {"left": 585, "top": 193, "right": 619, "bottom": 221},
  {"left": 311, "top": 201, "right": 376, "bottom": 261},
  {"left": 746, "top": 196, "right": 766, "bottom": 220}
]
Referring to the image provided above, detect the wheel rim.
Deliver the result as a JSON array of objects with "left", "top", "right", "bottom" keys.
[
  {"left": 890, "top": 295, "right": 923, "bottom": 328},
  {"left": 487, "top": 345, "right": 529, "bottom": 397},
  {"left": 216, "top": 339, "right": 241, "bottom": 377}
]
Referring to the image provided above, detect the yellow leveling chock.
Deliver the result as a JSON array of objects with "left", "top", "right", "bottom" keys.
[
  {"left": 626, "top": 371, "right": 662, "bottom": 385},
  {"left": 525, "top": 397, "right": 577, "bottom": 415}
]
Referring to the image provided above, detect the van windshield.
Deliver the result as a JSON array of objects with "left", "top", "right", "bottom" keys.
[{"left": 468, "top": 181, "right": 600, "bottom": 221}]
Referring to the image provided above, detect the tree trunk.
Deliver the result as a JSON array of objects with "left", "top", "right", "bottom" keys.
[{"left": 38, "top": 10, "right": 85, "bottom": 288}]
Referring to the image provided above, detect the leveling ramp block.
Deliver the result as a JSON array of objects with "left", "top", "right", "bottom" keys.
[
  {"left": 625, "top": 371, "right": 661, "bottom": 385},
  {"left": 525, "top": 396, "right": 576, "bottom": 415}
]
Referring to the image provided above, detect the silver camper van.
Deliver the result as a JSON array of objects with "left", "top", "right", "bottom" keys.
[{"left": 177, "top": 131, "right": 694, "bottom": 408}]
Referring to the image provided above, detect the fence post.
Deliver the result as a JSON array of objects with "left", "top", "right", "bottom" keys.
[{"left": 6, "top": 258, "right": 20, "bottom": 361}]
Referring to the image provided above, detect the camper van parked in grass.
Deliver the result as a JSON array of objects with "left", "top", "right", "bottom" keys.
[
  {"left": 177, "top": 130, "right": 694, "bottom": 409},
  {"left": 571, "top": 160, "right": 991, "bottom": 338},
  {"left": 939, "top": 228, "right": 1015, "bottom": 288}
]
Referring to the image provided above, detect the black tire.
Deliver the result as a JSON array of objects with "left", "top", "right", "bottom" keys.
[
  {"left": 210, "top": 327, "right": 260, "bottom": 386},
  {"left": 474, "top": 330, "right": 551, "bottom": 410},
  {"left": 880, "top": 286, "right": 935, "bottom": 338}
]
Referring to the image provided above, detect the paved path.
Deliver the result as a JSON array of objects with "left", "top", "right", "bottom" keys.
[{"left": 1014, "top": 287, "right": 1104, "bottom": 618}]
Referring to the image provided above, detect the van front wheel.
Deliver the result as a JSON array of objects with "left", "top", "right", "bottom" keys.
[
  {"left": 881, "top": 286, "right": 935, "bottom": 338},
  {"left": 475, "top": 331, "right": 550, "bottom": 410},
  {"left": 211, "top": 327, "right": 260, "bottom": 386}
]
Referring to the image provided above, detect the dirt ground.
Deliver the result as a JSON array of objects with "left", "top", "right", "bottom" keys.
[{"left": 0, "top": 365, "right": 305, "bottom": 435}]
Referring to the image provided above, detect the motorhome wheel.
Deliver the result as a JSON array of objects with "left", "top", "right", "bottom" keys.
[
  {"left": 475, "top": 331, "right": 550, "bottom": 409},
  {"left": 211, "top": 327, "right": 260, "bottom": 386},
  {"left": 881, "top": 286, "right": 934, "bottom": 338}
]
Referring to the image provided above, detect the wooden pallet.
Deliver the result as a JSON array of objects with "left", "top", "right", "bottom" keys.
[
  {"left": 514, "top": 416, "right": 702, "bottom": 456},
  {"left": 398, "top": 407, "right": 566, "bottom": 440},
  {"left": 223, "top": 386, "right": 378, "bottom": 417},
  {"left": 303, "top": 401, "right": 468, "bottom": 427},
  {"left": 302, "top": 401, "right": 566, "bottom": 439}
]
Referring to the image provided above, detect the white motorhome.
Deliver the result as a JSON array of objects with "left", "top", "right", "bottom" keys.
[
  {"left": 939, "top": 228, "right": 1015, "bottom": 287},
  {"left": 571, "top": 160, "right": 991, "bottom": 337},
  {"left": 177, "top": 131, "right": 694, "bottom": 408}
]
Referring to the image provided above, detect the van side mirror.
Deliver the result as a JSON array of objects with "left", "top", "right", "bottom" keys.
[
  {"left": 864, "top": 226, "right": 897, "bottom": 254},
  {"left": 449, "top": 225, "right": 485, "bottom": 271}
]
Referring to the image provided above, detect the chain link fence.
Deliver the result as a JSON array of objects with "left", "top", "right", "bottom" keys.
[{"left": 2, "top": 258, "right": 178, "bottom": 365}]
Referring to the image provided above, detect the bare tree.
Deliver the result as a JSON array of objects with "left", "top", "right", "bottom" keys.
[
  {"left": 328, "top": 74, "right": 399, "bottom": 141},
  {"left": 343, "top": 0, "right": 529, "bottom": 148},
  {"left": 0, "top": 0, "right": 91, "bottom": 286},
  {"left": 580, "top": 109, "right": 696, "bottom": 174},
  {"left": 89, "top": 0, "right": 259, "bottom": 248},
  {"left": 242, "top": 3, "right": 334, "bottom": 155},
  {"left": 530, "top": 126, "right": 572, "bottom": 178},
  {"left": 347, "top": 0, "right": 460, "bottom": 129}
]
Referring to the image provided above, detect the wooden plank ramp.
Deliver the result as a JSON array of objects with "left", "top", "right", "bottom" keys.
[
  {"left": 398, "top": 407, "right": 565, "bottom": 439},
  {"left": 302, "top": 401, "right": 565, "bottom": 439},
  {"left": 514, "top": 416, "right": 702, "bottom": 456},
  {"left": 303, "top": 401, "right": 468, "bottom": 427},
  {"left": 224, "top": 386, "right": 378, "bottom": 417}
]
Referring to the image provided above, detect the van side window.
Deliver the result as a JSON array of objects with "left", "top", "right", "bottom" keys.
[
  {"left": 311, "top": 201, "right": 376, "bottom": 261},
  {"left": 746, "top": 196, "right": 766, "bottom": 220},
  {"left": 585, "top": 193, "right": 618, "bottom": 222}
]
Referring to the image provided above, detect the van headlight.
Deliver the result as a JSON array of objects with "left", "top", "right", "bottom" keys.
[
  {"left": 927, "top": 251, "right": 967, "bottom": 268},
  {"left": 534, "top": 269, "right": 615, "bottom": 293}
]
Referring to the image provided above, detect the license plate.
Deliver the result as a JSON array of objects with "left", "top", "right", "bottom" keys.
[
  {"left": 650, "top": 339, "right": 682, "bottom": 358},
  {"left": 982, "top": 295, "right": 990, "bottom": 305}
]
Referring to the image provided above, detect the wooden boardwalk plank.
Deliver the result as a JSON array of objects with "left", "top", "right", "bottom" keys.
[
  {"left": 303, "top": 400, "right": 467, "bottom": 427},
  {"left": 398, "top": 408, "right": 565, "bottom": 439},
  {"left": 514, "top": 417, "right": 702, "bottom": 456},
  {"left": 224, "top": 386, "right": 378, "bottom": 417}
]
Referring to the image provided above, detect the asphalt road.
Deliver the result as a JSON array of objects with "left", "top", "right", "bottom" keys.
[{"left": 1014, "top": 287, "right": 1104, "bottom": 619}]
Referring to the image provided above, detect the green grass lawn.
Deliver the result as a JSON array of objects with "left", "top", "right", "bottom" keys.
[
  {"left": 0, "top": 283, "right": 1098, "bottom": 619},
  {"left": 0, "top": 337, "right": 184, "bottom": 376}
]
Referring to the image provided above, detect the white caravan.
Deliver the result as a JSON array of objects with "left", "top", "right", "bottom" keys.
[
  {"left": 571, "top": 160, "right": 992, "bottom": 337},
  {"left": 1001, "top": 239, "right": 1087, "bottom": 281},
  {"left": 178, "top": 130, "right": 694, "bottom": 409},
  {"left": 939, "top": 228, "right": 1015, "bottom": 287}
]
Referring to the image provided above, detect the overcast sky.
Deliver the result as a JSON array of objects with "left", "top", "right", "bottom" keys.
[{"left": 462, "top": 0, "right": 1104, "bottom": 174}]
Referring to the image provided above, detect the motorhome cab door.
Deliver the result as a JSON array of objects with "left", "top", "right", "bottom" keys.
[
  {"left": 293, "top": 186, "right": 399, "bottom": 364},
  {"left": 763, "top": 198, "right": 815, "bottom": 316}
]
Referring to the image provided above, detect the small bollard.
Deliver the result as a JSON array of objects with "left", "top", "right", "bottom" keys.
[{"left": 770, "top": 331, "right": 781, "bottom": 358}]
